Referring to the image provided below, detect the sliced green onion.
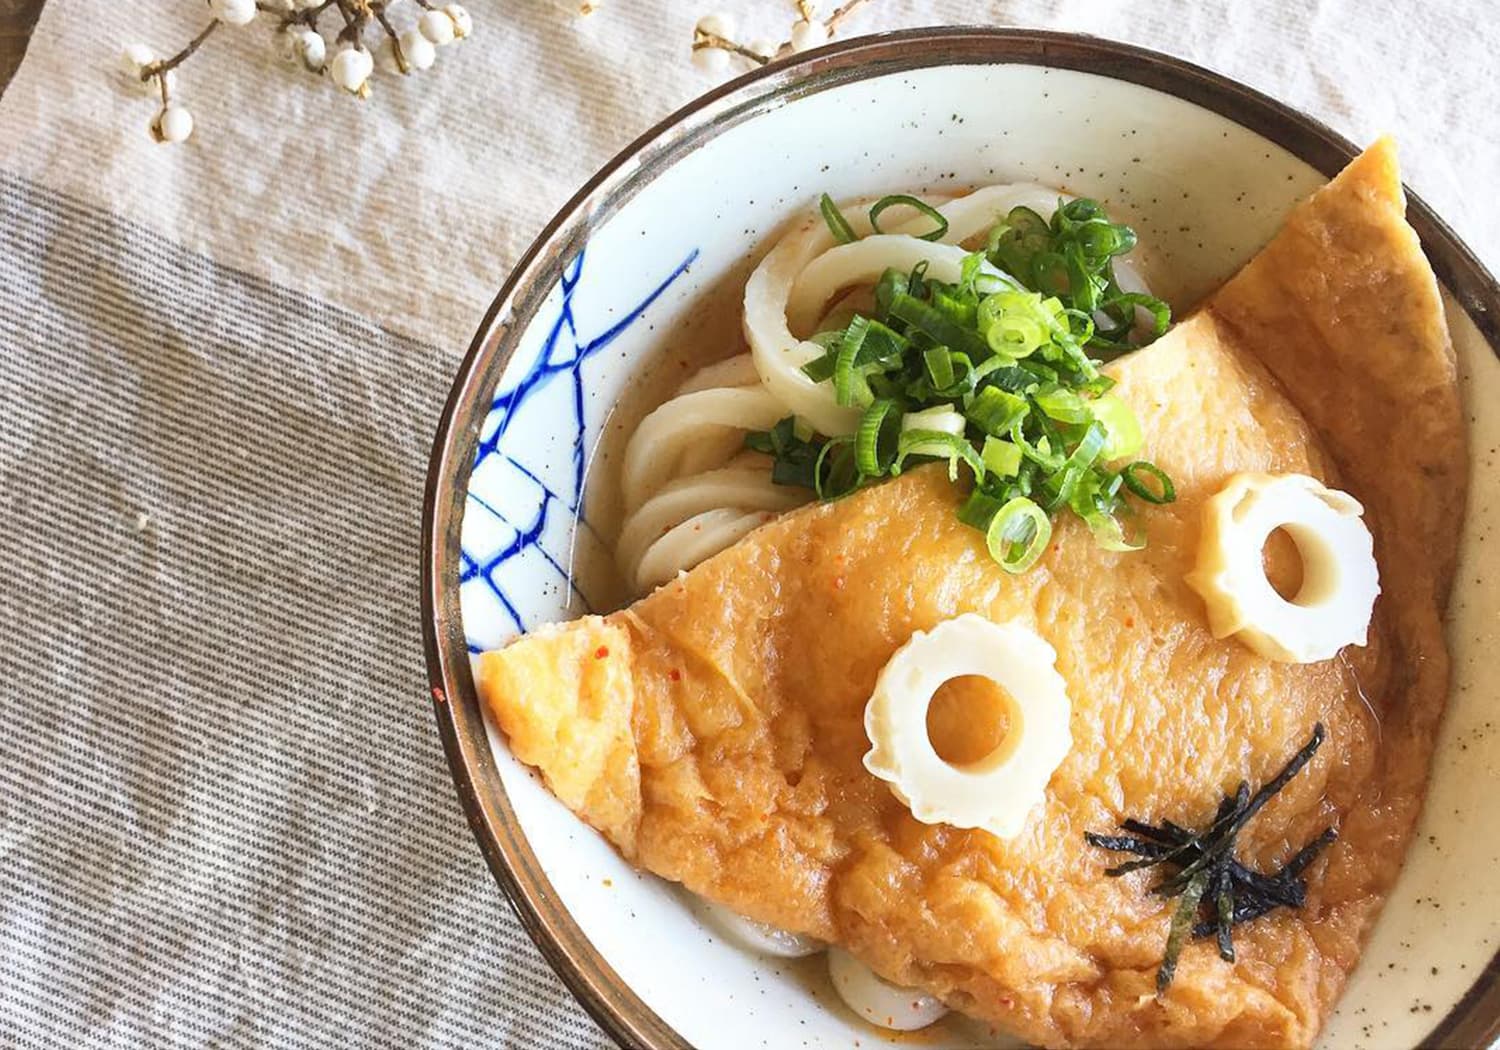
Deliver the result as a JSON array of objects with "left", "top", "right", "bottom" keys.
[
  {"left": 957, "top": 487, "right": 1005, "bottom": 531},
  {"left": 1014, "top": 429, "right": 1064, "bottom": 473},
  {"left": 874, "top": 266, "right": 908, "bottom": 314},
  {"left": 1085, "top": 511, "right": 1146, "bottom": 552},
  {"left": 1121, "top": 461, "right": 1176, "bottom": 504},
  {"left": 888, "top": 293, "right": 990, "bottom": 360},
  {"left": 967, "top": 386, "right": 1029, "bottom": 436},
  {"left": 1077, "top": 220, "right": 1135, "bottom": 260},
  {"left": 1092, "top": 394, "right": 1143, "bottom": 461},
  {"left": 1042, "top": 422, "right": 1108, "bottom": 508},
  {"left": 858, "top": 319, "right": 911, "bottom": 368},
  {"left": 981, "top": 436, "right": 1022, "bottom": 478},
  {"left": 1004, "top": 206, "right": 1050, "bottom": 238},
  {"left": 1034, "top": 387, "right": 1091, "bottom": 424},
  {"left": 818, "top": 193, "right": 858, "bottom": 244},
  {"left": 979, "top": 363, "right": 1039, "bottom": 392},
  {"left": 869, "top": 194, "right": 949, "bottom": 242},
  {"left": 833, "top": 315, "right": 872, "bottom": 408},
  {"left": 1110, "top": 292, "right": 1172, "bottom": 338},
  {"left": 855, "top": 399, "right": 901, "bottom": 476},
  {"left": 986, "top": 497, "right": 1051, "bottom": 573},
  {"left": 959, "top": 252, "right": 982, "bottom": 292},
  {"left": 923, "top": 347, "right": 956, "bottom": 390},
  {"left": 813, "top": 437, "right": 861, "bottom": 500},
  {"left": 977, "top": 290, "right": 1060, "bottom": 359},
  {"left": 901, "top": 405, "right": 966, "bottom": 438},
  {"left": 895, "top": 430, "right": 984, "bottom": 481},
  {"left": 800, "top": 351, "right": 837, "bottom": 383}
]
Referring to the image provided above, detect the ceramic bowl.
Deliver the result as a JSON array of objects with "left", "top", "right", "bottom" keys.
[{"left": 421, "top": 28, "right": 1500, "bottom": 1049}]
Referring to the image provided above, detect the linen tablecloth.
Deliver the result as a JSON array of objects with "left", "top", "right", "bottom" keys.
[{"left": 1, "top": 2, "right": 1495, "bottom": 1047}]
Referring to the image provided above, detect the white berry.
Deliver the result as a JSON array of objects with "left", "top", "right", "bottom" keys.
[
  {"left": 418, "top": 9, "right": 456, "bottom": 46},
  {"left": 400, "top": 30, "right": 437, "bottom": 71},
  {"left": 695, "top": 12, "right": 735, "bottom": 39},
  {"left": 444, "top": 4, "right": 473, "bottom": 39},
  {"left": 691, "top": 46, "right": 730, "bottom": 74},
  {"left": 330, "top": 45, "right": 373, "bottom": 94},
  {"left": 748, "top": 38, "right": 777, "bottom": 59},
  {"left": 790, "top": 19, "right": 829, "bottom": 52},
  {"left": 152, "top": 104, "right": 194, "bottom": 144},
  {"left": 292, "top": 28, "right": 325, "bottom": 72},
  {"left": 209, "top": 0, "right": 257, "bottom": 27}
]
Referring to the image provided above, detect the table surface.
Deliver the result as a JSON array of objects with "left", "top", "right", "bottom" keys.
[{"left": 0, "top": 0, "right": 42, "bottom": 95}]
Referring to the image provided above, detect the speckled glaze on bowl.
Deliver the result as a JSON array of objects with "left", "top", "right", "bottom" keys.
[{"left": 422, "top": 28, "right": 1500, "bottom": 1050}]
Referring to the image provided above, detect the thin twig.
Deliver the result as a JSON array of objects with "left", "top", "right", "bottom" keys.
[
  {"left": 140, "top": 20, "right": 221, "bottom": 82},
  {"left": 693, "top": 33, "right": 770, "bottom": 66}
]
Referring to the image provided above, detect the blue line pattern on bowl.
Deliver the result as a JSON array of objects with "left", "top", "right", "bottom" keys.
[{"left": 459, "top": 245, "right": 700, "bottom": 652}]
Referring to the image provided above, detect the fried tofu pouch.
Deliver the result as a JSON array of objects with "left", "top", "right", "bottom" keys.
[{"left": 476, "top": 140, "right": 1464, "bottom": 1049}]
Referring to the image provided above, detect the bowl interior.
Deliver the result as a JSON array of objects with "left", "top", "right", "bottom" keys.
[{"left": 438, "top": 36, "right": 1500, "bottom": 1050}]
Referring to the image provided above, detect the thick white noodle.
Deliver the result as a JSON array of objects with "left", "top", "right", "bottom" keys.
[
  {"left": 673, "top": 431, "right": 750, "bottom": 478},
  {"left": 674, "top": 352, "right": 761, "bottom": 395},
  {"left": 827, "top": 948, "right": 949, "bottom": 1031},
  {"left": 665, "top": 355, "right": 767, "bottom": 476},
  {"left": 743, "top": 217, "right": 864, "bottom": 438},
  {"left": 617, "top": 466, "right": 804, "bottom": 591},
  {"left": 619, "top": 386, "right": 785, "bottom": 514},
  {"left": 785, "top": 237, "right": 1005, "bottom": 336},
  {"left": 634, "top": 508, "right": 774, "bottom": 590},
  {"left": 697, "top": 901, "right": 825, "bottom": 959},
  {"left": 741, "top": 195, "right": 948, "bottom": 438}
]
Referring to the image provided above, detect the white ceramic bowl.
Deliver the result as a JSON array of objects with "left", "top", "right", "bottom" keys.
[{"left": 422, "top": 28, "right": 1500, "bottom": 1049}]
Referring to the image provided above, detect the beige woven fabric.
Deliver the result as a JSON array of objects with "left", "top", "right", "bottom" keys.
[{"left": 0, "top": 2, "right": 1494, "bottom": 1047}]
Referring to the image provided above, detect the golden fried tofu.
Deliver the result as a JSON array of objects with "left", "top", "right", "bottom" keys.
[{"left": 476, "top": 140, "right": 1463, "bottom": 1049}]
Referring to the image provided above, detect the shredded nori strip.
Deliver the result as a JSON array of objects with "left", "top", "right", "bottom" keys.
[{"left": 1084, "top": 724, "right": 1337, "bottom": 993}]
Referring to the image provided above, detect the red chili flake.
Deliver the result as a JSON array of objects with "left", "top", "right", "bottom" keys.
[
  {"left": 1124, "top": 615, "right": 1136, "bottom": 628},
  {"left": 668, "top": 669, "right": 682, "bottom": 682},
  {"left": 430, "top": 686, "right": 448, "bottom": 705},
  {"left": 594, "top": 646, "right": 610, "bottom": 659}
]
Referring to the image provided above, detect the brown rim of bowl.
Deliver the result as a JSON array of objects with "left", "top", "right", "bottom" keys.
[{"left": 421, "top": 26, "right": 1500, "bottom": 1050}]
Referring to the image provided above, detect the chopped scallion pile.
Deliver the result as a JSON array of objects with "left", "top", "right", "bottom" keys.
[{"left": 746, "top": 196, "right": 1176, "bottom": 572}]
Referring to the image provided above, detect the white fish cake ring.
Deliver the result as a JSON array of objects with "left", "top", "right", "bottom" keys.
[
  {"left": 862, "top": 614, "right": 1072, "bottom": 839},
  {"left": 1186, "top": 473, "right": 1380, "bottom": 664}
]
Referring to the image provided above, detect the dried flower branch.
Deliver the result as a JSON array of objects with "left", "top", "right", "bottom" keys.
[
  {"left": 117, "top": 0, "right": 475, "bottom": 144},
  {"left": 691, "top": 0, "right": 872, "bottom": 75}
]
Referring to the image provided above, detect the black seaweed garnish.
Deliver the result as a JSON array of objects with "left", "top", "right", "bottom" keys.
[{"left": 1085, "top": 723, "right": 1337, "bottom": 993}]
